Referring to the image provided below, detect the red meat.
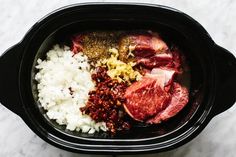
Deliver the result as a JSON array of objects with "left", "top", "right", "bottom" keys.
[
  {"left": 147, "top": 82, "right": 189, "bottom": 124},
  {"left": 124, "top": 68, "right": 176, "bottom": 121},
  {"left": 136, "top": 49, "right": 182, "bottom": 72},
  {"left": 71, "top": 34, "right": 84, "bottom": 53},
  {"left": 136, "top": 53, "right": 173, "bottom": 69},
  {"left": 124, "top": 77, "right": 170, "bottom": 121},
  {"left": 119, "top": 33, "right": 182, "bottom": 73},
  {"left": 119, "top": 33, "right": 169, "bottom": 59}
]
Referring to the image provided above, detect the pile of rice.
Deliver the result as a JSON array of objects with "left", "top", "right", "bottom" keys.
[{"left": 35, "top": 45, "right": 107, "bottom": 134}]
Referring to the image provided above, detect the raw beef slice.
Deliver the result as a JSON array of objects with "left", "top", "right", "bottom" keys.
[
  {"left": 124, "top": 76, "right": 170, "bottom": 121},
  {"left": 119, "top": 33, "right": 169, "bottom": 60},
  {"left": 147, "top": 82, "right": 189, "bottom": 124},
  {"left": 136, "top": 49, "right": 182, "bottom": 72},
  {"left": 124, "top": 68, "right": 176, "bottom": 121},
  {"left": 137, "top": 53, "right": 173, "bottom": 69}
]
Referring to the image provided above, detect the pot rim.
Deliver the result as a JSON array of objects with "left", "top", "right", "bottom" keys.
[{"left": 12, "top": 2, "right": 220, "bottom": 154}]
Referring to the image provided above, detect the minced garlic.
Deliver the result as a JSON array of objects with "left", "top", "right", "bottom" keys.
[{"left": 96, "top": 48, "right": 142, "bottom": 83}]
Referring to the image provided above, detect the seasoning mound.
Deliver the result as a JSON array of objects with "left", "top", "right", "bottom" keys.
[{"left": 97, "top": 48, "right": 142, "bottom": 83}]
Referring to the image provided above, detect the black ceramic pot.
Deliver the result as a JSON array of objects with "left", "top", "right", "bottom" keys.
[{"left": 0, "top": 3, "right": 236, "bottom": 154}]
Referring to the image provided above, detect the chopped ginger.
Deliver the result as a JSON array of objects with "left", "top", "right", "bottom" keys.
[{"left": 96, "top": 48, "right": 142, "bottom": 83}]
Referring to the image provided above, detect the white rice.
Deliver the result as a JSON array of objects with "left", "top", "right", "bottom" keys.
[{"left": 35, "top": 45, "right": 107, "bottom": 134}]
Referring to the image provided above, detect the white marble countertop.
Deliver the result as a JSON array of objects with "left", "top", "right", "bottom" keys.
[{"left": 0, "top": 0, "right": 235, "bottom": 157}]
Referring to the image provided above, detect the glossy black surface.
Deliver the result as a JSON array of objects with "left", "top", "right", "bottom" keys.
[{"left": 0, "top": 3, "right": 236, "bottom": 154}]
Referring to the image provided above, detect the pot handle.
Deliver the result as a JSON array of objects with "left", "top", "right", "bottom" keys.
[
  {"left": 0, "top": 43, "right": 24, "bottom": 116},
  {"left": 212, "top": 45, "right": 236, "bottom": 116}
]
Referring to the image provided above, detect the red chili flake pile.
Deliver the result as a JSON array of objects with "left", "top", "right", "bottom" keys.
[{"left": 80, "top": 67, "right": 131, "bottom": 133}]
